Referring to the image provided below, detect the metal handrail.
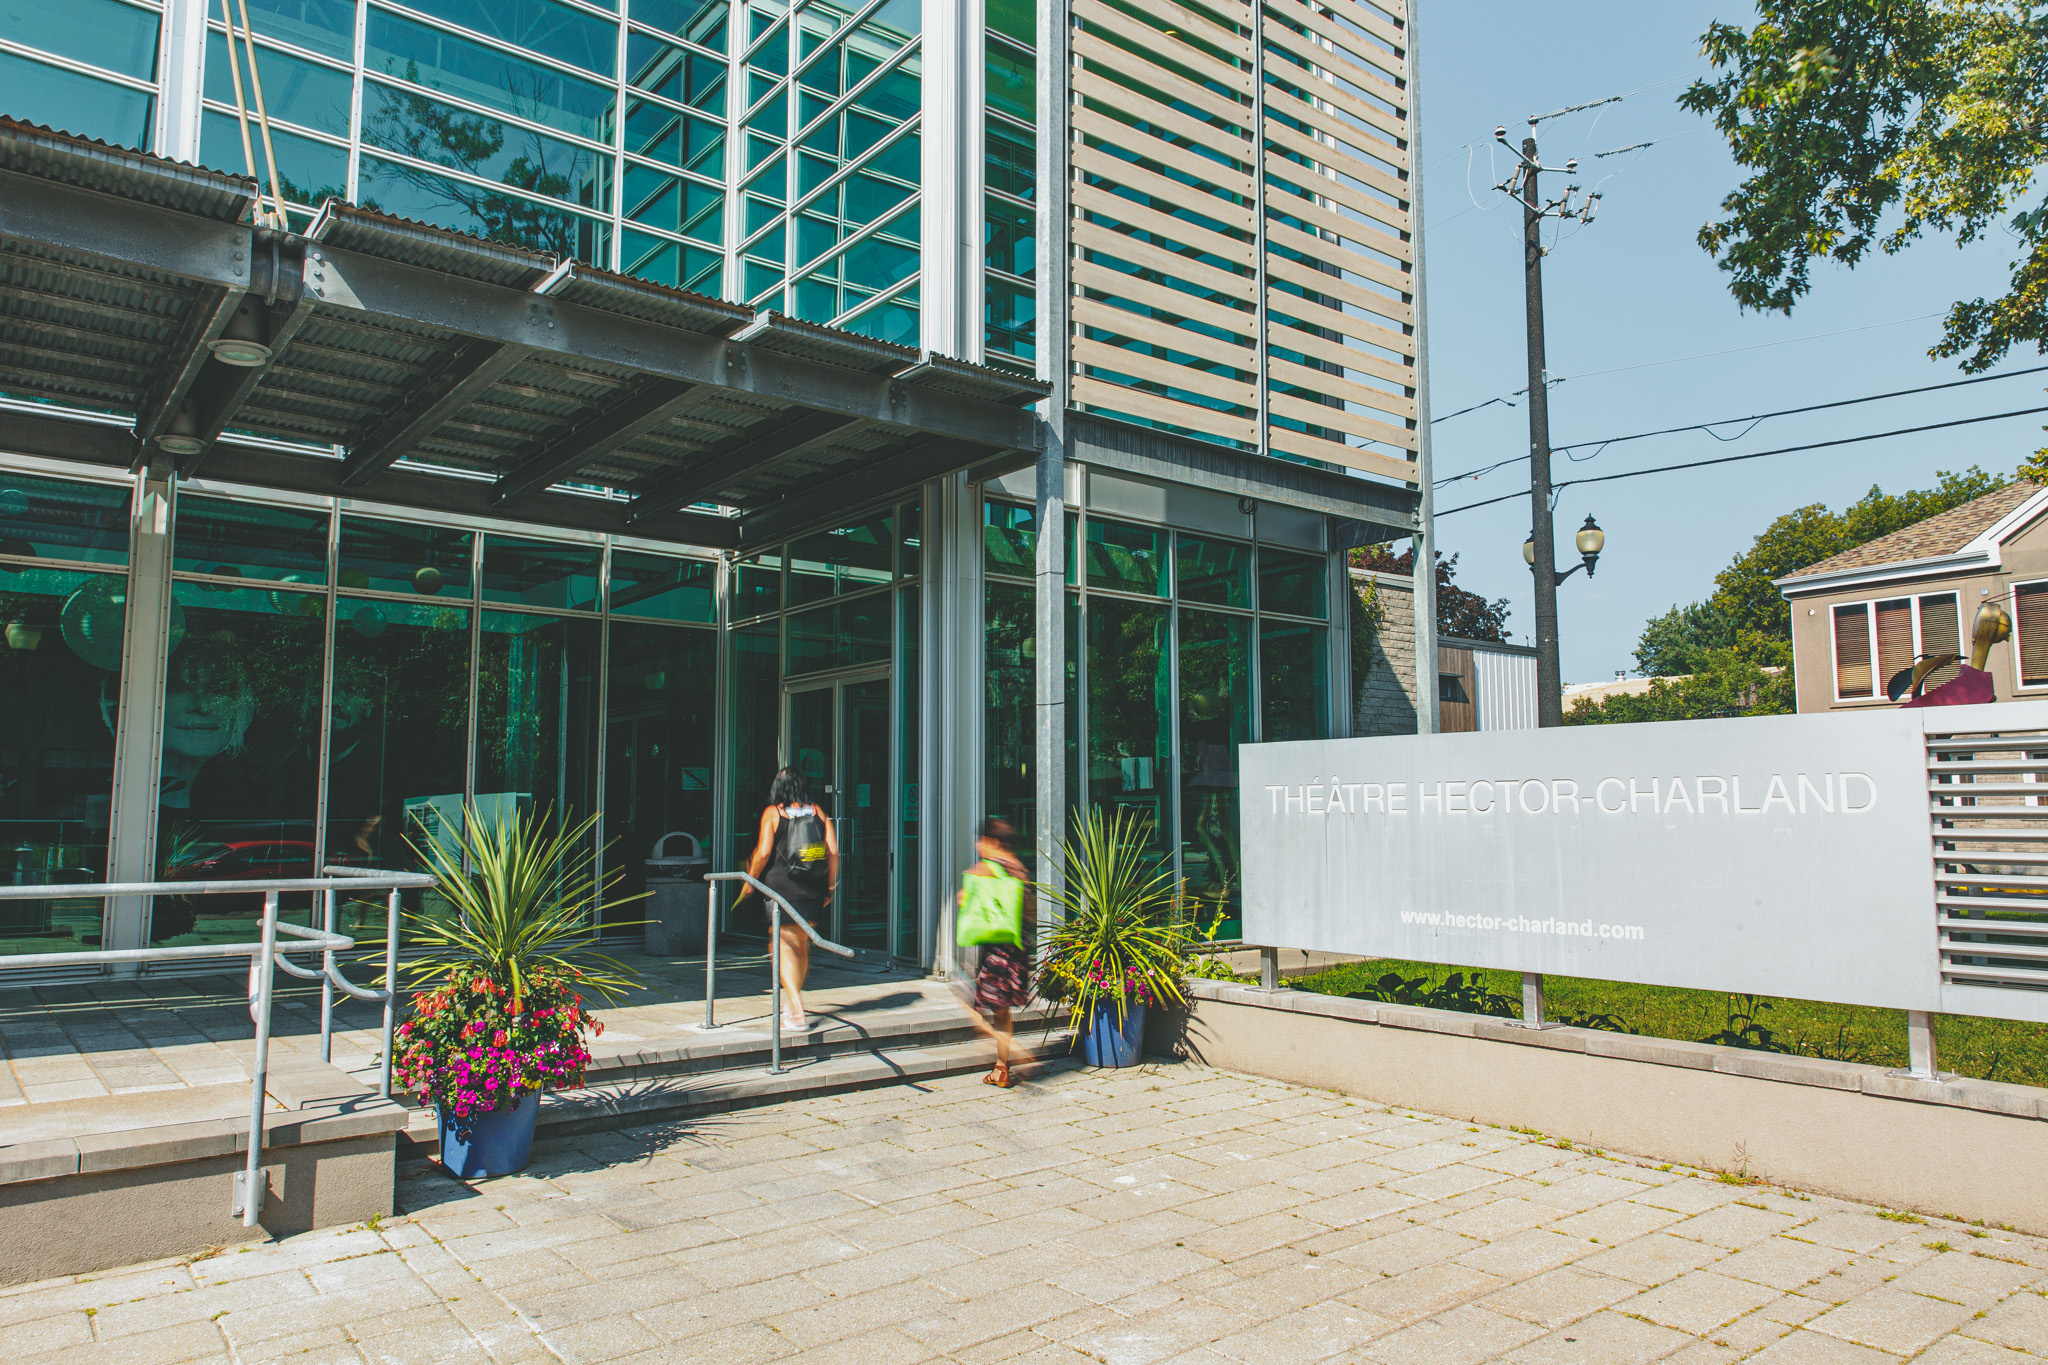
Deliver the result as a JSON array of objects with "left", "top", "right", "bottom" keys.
[
  {"left": 703, "top": 871, "right": 854, "bottom": 1074},
  {"left": 0, "top": 869, "right": 433, "bottom": 1228}
]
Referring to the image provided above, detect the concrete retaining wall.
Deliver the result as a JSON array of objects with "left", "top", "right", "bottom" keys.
[{"left": 1152, "top": 979, "right": 2048, "bottom": 1234}]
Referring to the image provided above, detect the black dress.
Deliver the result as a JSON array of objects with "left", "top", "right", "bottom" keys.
[{"left": 759, "top": 804, "right": 827, "bottom": 930}]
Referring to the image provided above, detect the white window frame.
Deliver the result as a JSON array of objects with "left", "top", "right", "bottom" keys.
[
  {"left": 2011, "top": 577, "right": 2048, "bottom": 692},
  {"left": 1829, "top": 590, "right": 1969, "bottom": 702}
]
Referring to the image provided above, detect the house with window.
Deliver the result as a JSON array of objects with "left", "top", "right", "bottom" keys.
[{"left": 1777, "top": 481, "right": 2048, "bottom": 711}]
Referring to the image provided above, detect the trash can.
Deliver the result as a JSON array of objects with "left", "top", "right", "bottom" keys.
[{"left": 643, "top": 831, "right": 711, "bottom": 956}]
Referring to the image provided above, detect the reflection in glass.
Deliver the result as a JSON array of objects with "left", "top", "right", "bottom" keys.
[
  {"left": 1087, "top": 595, "right": 1170, "bottom": 850},
  {"left": 1260, "top": 620, "right": 1328, "bottom": 743},
  {"left": 0, "top": 568, "right": 123, "bottom": 953},
  {"left": 727, "top": 620, "right": 780, "bottom": 872},
  {"left": 1259, "top": 546, "right": 1328, "bottom": 619},
  {"left": 609, "top": 550, "right": 714, "bottom": 622},
  {"left": 0, "top": 473, "right": 129, "bottom": 568},
  {"left": 784, "top": 597, "right": 889, "bottom": 676},
  {"left": 984, "top": 501, "right": 1033, "bottom": 579},
  {"left": 1179, "top": 610, "right": 1249, "bottom": 936},
  {"left": 475, "top": 611, "right": 599, "bottom": 823},
  {"left": 900, "top": 501, "right": 920, "bottom": 578},
  {"left": 839, "top": 675, "right": 890, "bottom": 950},
  {"left": 789, "top": 512, "right": 892, "bottom": 603},
  {"left": 151, "top": 583, "right": 328, "bottom": 943},
  {"left": 1086, "top": 517, "right": 1166, "bottom": 597},
  {"left": 323, "top": 599, "right": 470, "bottom": 936},
  {"left": 339, "top": 516, "right": 472, "bottom": 598},
  {"left": 983, "top": 578, "right": 1032, "bottom": 840},
  {"left": 480, "top": 535, "right": 601, "bottom": 611},
  {"left": 1177, "top": 536, "right": 1250, "bottom": 609},
  {"left": 173, "top": 494, "right": 328, "bottom": 584},
  {"left": 0, "top": 51, "right": 154, "bottom": 151},
  {"left": 604, "top": 621, "right": 714, "bottom": 933},
  {"left": 735, "top": 553, "right": 782, "bottom": 616}
]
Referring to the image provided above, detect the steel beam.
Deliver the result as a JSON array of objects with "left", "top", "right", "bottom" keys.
[
  {"left": 737, "top": 437, "right": 993, "bottom": 545},
  {"left": 181, "top": 292, "right": 318, "bottom": 476},
  {"left": 131, "top": 282, "right": 246, "bottom": 453},
  {"left": 341, "top": 340, "right": 534, "bottom": 487},
  {"left": 307, "top": 247, "right": 1037, "bottom": 450},
  {"left": 0, "top": 169, "right": 251, "bottom": 288},
  {"left": 493, "top": 378, "right": 710, "bottom": 507},
  {"left": 627, "top": 411, "right": 874, "bottom": 523}
]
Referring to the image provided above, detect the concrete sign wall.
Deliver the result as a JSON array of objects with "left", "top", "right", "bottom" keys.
[{"left": 1239, "top": 710, "right": 1939, "bottom": 1011}]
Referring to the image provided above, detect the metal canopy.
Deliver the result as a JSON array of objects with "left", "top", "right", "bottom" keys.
[{"left": 0, "top": 120, "right": 1049, "bottom": 550}]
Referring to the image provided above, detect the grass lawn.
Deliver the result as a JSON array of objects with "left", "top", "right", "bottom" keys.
[{"left": 1281, "top": 958, "right": 2048, "bottom": 1090}]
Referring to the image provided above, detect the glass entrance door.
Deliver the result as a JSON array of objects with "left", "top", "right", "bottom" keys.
[{"left": 782, "top": 672, "right": 892, "bottom": 960}]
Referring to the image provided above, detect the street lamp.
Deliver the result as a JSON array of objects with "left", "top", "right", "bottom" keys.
[{"left": 1524, "top": 515, "right": 1605, "bottom": 585}]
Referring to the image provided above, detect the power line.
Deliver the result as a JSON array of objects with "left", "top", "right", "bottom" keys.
[
  {"left": 1432, "top": 364, "right": 2048, "bottom": 487},
  {"left": 1434, "top": 404, "right": 2048, "bottom": 517}
]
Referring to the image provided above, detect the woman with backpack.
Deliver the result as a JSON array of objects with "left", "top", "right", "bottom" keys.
[
  {"left": 956, "top": 816, "right": 1035, "bottom": 1088},
  {"left": 744, "top": 765, "right": 838, "bottom": 1031}
]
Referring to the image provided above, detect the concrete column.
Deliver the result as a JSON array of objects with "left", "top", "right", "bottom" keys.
[
  {"left": 104, "top": 475, "right": 176, "bottom": 959},
  {"left": 155, "top": 0, "right": 208, "bottom": 163},
  {"left": 930, "top": 472, "right": 982, "bottom": 975},
  {"left": 918, "top": 0, "right": 972, "bottom": 356},
  {"left": 1034, "top": 0, "right": 1074, "bottom": 910}
]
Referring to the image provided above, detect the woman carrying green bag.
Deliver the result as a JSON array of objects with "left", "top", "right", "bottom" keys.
[{"left": 956, "top": 816, "right": 1034, "bottom": 1088}]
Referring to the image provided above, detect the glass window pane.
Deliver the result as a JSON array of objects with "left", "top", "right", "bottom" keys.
[
  {"left": 480, "top": 535, "right": 600, "bottom": 611},
  {"left": 241, "top": 0, "right": 358, "bottom": 61},
  {"left": 173, "top": 494, "right": 328, "bottom": 584},
  {"left": 338, "top": 516, "right": 473, "bottom": 598},
  {"left": 398, "top": 0, "right": 617, "bottom": 77},
  {"left": 985, "top": 41, "right": 1033, "bottom": 122},
  {"left": 839, "top": 290, "right": 917, "bottom": 346},
  {"left": 987, "top": 0, "right": 1033, "bottom": 45},
  {"left": 900, "top": 501, "right": 920, "bottom": 578},
  {"left": 623, "top": 162, "right": 723, "bottom": 240},
  {"left": 1180, "top": 609, "right": 1250, "bottom": 935},
  {"left": 365, "top": 81, "right": 612, "bottom": 209},
  {"left": 984, "top": 577, "right": 1032, "bottom": 839},
  {"left": 0, "top": 567, "right": 123, "bottom": 953},
  {"left": 727, "top": 618, "right": 779, "bottom": 869},
  {"left": 784, "top": 596, "right": 889, "bottom": 676},
  {"left": 985, "top": 119, "right": 1034, "bottom": 200},
  {"left": 475, "top": 611, "right": 600, "bottom": 825},
  {"left": 151, "top": 582, "right": 327, "bottom": 943},
  {"left": 0, "top": 474, "right": 129, "bottom": 568},
  {"left": 201, "top": 112, "right": 348, "bottom": 204},
  {"left": 359, "top": 154, "right": 611, "bottom": 262},
  {"left": 735, "top": 553, "right": 781, "bottom": 615},
  {"left": 323, "top": 598, "right": 470, "bottom": 932},
  {"left": 625, "top": 98, "right": 726, "bottom": 177},
  {"left": 205, "top": 33, "right": 351, "bottom": 135},
  {"left": 789, "top": 512, "right": 893, "bottom": 603},
  {"left": 1176, "top": 535, "right": 1249, "bottom": 609},
  {"left": 627, "top": 35, "right": 726, "bottom": 113},
  {"left": 8, "top": 0, "right": 161, "bottom": 81},
  {"left": 1259, "top": 547, "right": 1327, "bottom": 619},
  {"left": 1088, "top": 595, "right": 1171, "bottom": 851},
  {"left": 0, "top": 51, "right": 154, "bottom": 151},
  {"left": 984, "top": 196, "right": 1034, "bottom": 279},
  {"left": 365, "top": 9, "right": 616, "bottom": 140},
  {"left": 984, "top": 501, "right": 1033, "bottom": 579},
  {"left": 604, "top": 620, "right": 715, "bottom": 933},
  {"left": 1086, "top": 517, "right": 1166, "bottom": 597},
  {"left": 609, "top": 550, "right": 714, "bottom": 622},
  {"left": 1260, "top": 620, "right": 1327, "bottom": 742},
  {"left": 984, "top": 277, "right": 1035, "bottom": 362},
  {"left": 632, "top": 0, "right": 728, "bottom": 51},
  {"left": 621, "top": 228, "right": 724, "bottom": 292}
]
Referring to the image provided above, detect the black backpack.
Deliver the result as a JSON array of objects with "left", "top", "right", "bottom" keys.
[{"left": 776, "top": 806, "right": 829, "bottom": 889}]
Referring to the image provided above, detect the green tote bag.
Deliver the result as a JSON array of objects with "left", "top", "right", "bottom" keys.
[{"left": 956, "top": 865, "right": 1025, "bottom": 948}]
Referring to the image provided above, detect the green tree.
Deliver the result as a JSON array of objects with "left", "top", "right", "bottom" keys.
[
  {"left": 1681, "top": 2, "right": 2048, "bottom": 371},
  {"left": 1568, "top": 633, "right": 1796, "bottom": 725},
  {"left": 1351, "top": 546, "right": 1511, "bottom": 642},
  {"left": 1634, "top": 600, "right": 1733, "bottom": 676}
]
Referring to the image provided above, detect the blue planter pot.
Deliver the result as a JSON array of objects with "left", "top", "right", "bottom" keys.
[
  {"left": 439, "top": 1090, "right": 539, "bottom": 1178},
  {"left": 1082, "top": 1001, "right": 1146, "bottom": 1067}
]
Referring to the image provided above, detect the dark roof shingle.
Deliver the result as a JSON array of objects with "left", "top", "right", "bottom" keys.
[{"left": 1785, "top": 481, "right": 2044, "bottom": 579}]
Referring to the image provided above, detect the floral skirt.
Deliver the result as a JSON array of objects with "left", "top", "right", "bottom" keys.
[{"left": 973, "top": 944, "right": 1033, "bottom": 1012}]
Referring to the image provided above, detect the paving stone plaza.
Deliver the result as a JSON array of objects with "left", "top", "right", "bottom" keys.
[{"left": 4, "top": 1060, "right": 2043, "bottom": 1365}]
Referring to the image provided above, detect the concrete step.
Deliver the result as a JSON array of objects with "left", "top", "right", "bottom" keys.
[{"left": 402, "top": 1009, "right": 1075, "bottom": 1151}]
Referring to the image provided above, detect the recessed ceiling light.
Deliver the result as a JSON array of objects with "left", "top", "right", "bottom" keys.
[{"left": 208, "top": 336, "right": 272, "bottom": 366}]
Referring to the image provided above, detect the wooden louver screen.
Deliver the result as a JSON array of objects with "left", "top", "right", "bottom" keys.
[
  {"left": 2017, "top": 583, "right": 2048, "bottom": 686},
  {"left": 1834, "top": 602, "right": 1872, "bottom": 698},
  {"left": 1918, "top": 593, "right": 1961, "bottom": 690},
  {"left": 1874, "top": 598, "right": 1914, "bottom": 694}
]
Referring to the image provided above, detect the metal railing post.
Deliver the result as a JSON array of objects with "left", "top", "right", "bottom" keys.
[
  {"left": 319, "top": 886, "right": 336, "bottom": 1063},
  {"left": 241, "top": 891, "right": 279, "bottom": 1228},
  {"left": 1259, "top": 946, "right": 1279, "bottom": 990},
  {"left": 769, "top": 896, "right": 783, "bottom": 1075},
  {"left": 702, "top": 882, "right": 719, "bottom": 1030},
  {"left": 381, "top": 886, "right": 400, "bottom": 1098},
  {"left": 1904, "top": 1009, "right": 1942, "bottom": 1080},
  {"left": 1519, "top": 972, "right": 1548, "bottom": 1029}
]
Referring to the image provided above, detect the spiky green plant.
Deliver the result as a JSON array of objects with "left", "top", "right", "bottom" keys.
[
  {"left": 403, "top": 804, "right": 646, "bottom": 1006},
  {"left": 1035, "top": 806, "right": 1189, "bottom": 1029}
]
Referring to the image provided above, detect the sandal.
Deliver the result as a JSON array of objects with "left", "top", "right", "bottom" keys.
[{"left": 985, "top": 1061, "right": 1015, "bottom": 1088}]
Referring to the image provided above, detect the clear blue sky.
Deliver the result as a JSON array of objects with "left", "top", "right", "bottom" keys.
[{"left": 1415, "top": 0, "right": 2034, "bottom": 683}]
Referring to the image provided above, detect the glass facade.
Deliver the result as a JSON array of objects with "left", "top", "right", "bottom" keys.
[
  {"left": 983, "top": 496, "right": 1332, "bottom": 937},
  {"left": 980, "top": 0, "right": 1034, "bottom": 370},
  {"left": 0, "top": 0, "right": 924, "bottom": 312}
]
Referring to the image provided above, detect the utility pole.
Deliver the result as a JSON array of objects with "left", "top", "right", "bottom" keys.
[{"left": 1495, "top": 120, "right": 1599, "bottom": 726}]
